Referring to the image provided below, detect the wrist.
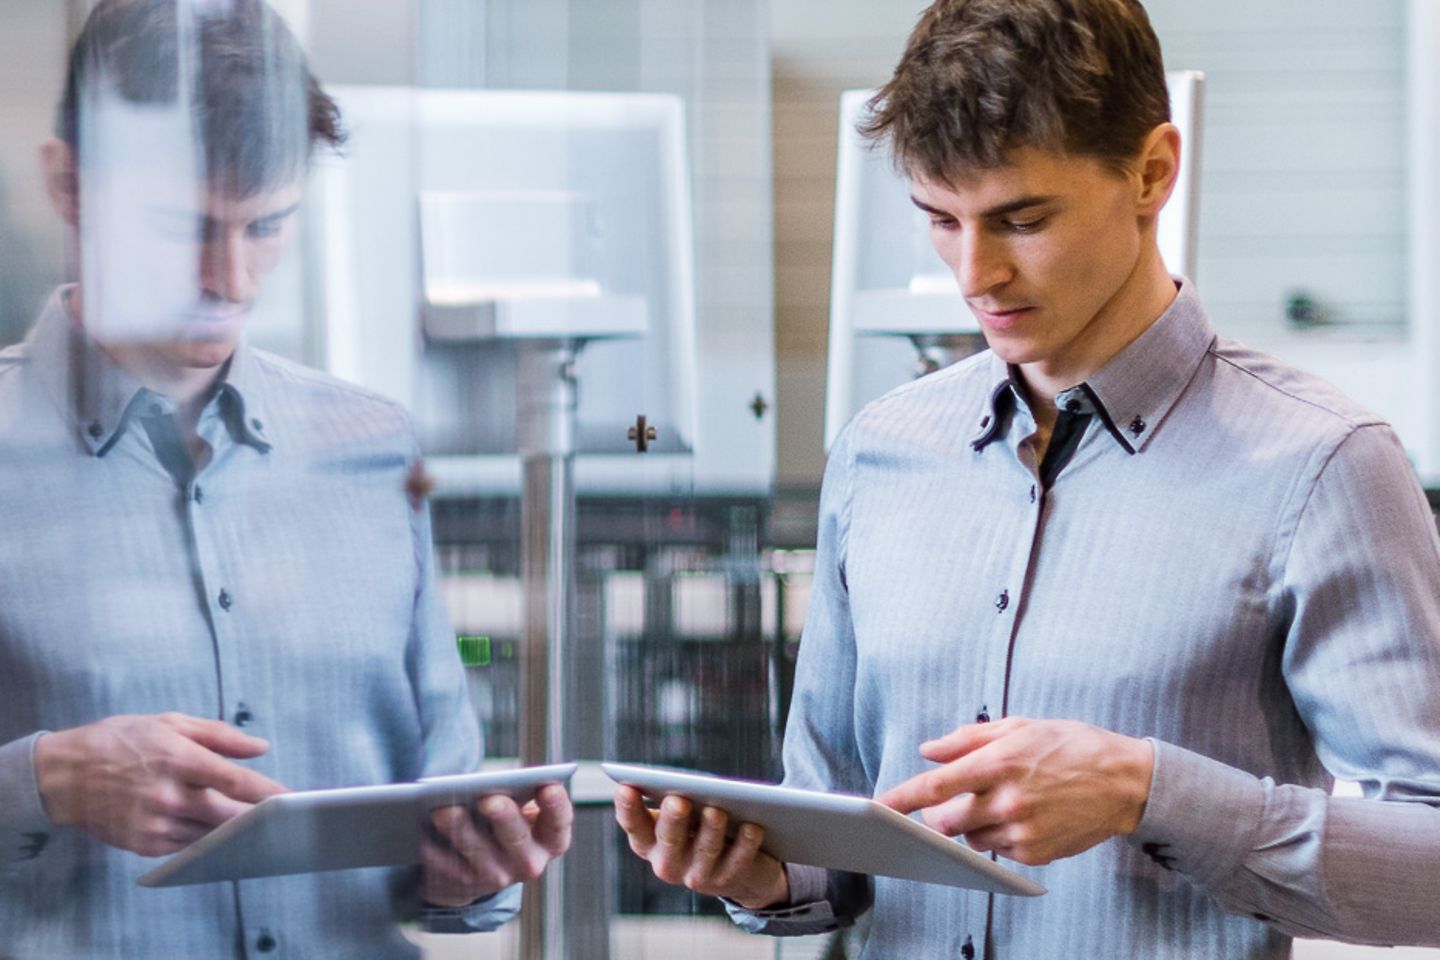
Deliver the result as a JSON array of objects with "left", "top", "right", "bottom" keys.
[
  {"left": 32, "top": 731, "right": 74, "bottom": 826},
  {"left": 1117, "top": 735, "right": 1156, "bottom": 835},
  {"left": 734, "top": 862, "right": 790, "bottom": 911}
]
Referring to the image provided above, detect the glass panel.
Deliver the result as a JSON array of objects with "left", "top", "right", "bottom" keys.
[{"left": 4, "top": 0, "right": 777, "bottom": 957}]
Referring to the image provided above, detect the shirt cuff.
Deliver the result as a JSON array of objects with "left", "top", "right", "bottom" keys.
[
  {"left": 1, "top": 733, "right": 56, "bottom": 867},
  {"left": 1130, "top": 738, "right": 1266, "bottom": 888},
  {"left": 420, "top": 883, "right": 523, "bottom": 933},
  {"left": 722, "top": 864, "right": 846, "bottom": 937}
]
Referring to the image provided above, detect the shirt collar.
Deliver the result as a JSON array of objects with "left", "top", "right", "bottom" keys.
[
  {"left": 970, "top": 279, "right": 1214, "bottom": 454},
  {"left": 25, "top": 285, "right": 273, "bottom": 457}
]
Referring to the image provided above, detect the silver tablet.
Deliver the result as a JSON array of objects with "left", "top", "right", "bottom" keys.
[
  {"left": 138, "top": 762, "right": 578, "bottom": 888},
  {"left": 601, "top": 762, "right": 1045, "bottom": 897}
]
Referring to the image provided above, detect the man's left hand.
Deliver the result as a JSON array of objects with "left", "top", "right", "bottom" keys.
[
  {"left": 421, "top": 783, "right": 573, "bottom": 907},
  {"left": 877, "top": 717, "right": 1154, "bottom": 866}
]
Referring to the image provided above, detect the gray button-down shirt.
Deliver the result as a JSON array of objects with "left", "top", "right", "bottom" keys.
[
  {"left": 730, "top": 281, "right": 1440, "bottom": 957},
  {"left": 0, "top": 288, "right": 519, "bottom": 958}
]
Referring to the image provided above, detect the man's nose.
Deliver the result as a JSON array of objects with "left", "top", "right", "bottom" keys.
[
  {"left": 200, "top": 233, "right": 255, "bottom": 304},
  {"left": 954, "top": 233, "right": 1013, "bottom": 299}
]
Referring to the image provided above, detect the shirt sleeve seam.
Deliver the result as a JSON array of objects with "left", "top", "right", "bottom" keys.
[{"left": 1270, "top": 423, "right": 1364, "bottom": 595}]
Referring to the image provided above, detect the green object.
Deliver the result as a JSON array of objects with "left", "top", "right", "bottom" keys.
[{"left": 456, "top": 635, "right": 492, "bottom": 667}]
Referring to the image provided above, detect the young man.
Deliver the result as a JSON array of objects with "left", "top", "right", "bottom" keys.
[
  {"left": 0, "top": 1, "right": 570, "bottom": 956},
  {"left": 615, "top": 0, "right": 1440, "bottom": 956}
]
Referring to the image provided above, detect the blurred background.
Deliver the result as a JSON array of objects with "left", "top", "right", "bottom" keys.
[{"left": 2, "top": 0, "right": 1438, "bottom": 957}]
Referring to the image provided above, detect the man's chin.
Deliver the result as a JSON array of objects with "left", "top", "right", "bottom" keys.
[{"left": 166, "top": 339, "right": 239, "bottom": 371}]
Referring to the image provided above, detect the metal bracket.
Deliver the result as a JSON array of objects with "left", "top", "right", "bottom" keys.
[{"left": 627, "top": 415, "right": 657, "bottom": 453}]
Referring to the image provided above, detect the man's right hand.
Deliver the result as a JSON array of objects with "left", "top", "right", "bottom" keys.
[
  {"left": 34, "top": 712, "right": 288, "bottom": 856},
  {"left": 612, "top": 785, "right": 790, "bottom": 910}
]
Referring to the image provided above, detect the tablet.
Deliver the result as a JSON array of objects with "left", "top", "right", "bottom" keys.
[
  {"left": 601, "top": 762, "right": 1045, "bottom": 897},
  {"left": 137, "top": 762, "right": 578, "bottom": 888}
]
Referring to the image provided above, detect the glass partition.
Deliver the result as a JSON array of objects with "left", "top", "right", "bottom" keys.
[{"left": 1, "top": 1, "right": 781, "bottom": 959}]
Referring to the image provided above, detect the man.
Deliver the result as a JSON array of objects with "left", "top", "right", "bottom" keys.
[
  {"left": 615, "top": 0, "right": 1440, "bottom": 956},
  {"left": 0, "top": 1, "right": 570, "bottom": 956}
]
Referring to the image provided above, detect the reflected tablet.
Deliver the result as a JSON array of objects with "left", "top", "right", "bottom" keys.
[
  {"left": 138, "top": 762, "right": 578, "bottom": 888},
  {"left": 602, "top": 762, "right": 1044, "bottom": 897}
]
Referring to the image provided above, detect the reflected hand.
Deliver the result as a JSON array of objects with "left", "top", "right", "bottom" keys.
[
  {"left": 877, "top": 716, "right": 1154, "bottom": 866},
  {"left": 612, "top": 786, "right": 789, "bottom": 910},
  {"left": 34, "top": 712, "right": 288, "bottom": 856},
  {"left": 421, "top": 783, "right": 573, "bottom": 907}
]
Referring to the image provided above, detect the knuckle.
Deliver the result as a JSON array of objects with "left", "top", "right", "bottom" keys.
[
  {"left": 476, "top": 866, "right": 510, "bottom": 891},
  {"left": 653, "top": 861, "right": 685, "bottom": 885}
]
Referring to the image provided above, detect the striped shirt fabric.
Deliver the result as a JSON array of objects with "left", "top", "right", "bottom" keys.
[
  {"left": 0, "top": 288, "right": 517, "bottom": 958},
  {"left": 729, "top": 280, "right": 1440, "bottom": 958}
]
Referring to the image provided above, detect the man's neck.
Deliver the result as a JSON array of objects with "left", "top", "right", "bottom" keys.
[
  {"left": 1020, "top": 250, "right": 1178, "bottom": 437},
  {"left": 68, "top": 285, "right": 230, "bottom": 413}
]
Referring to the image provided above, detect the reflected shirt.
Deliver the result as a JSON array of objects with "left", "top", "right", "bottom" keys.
[
  {"left": 0, "top": 288, "right": 519, "bottom": 958},
  {"left": 729, "top": 281, "right": 1440, "bottom": 957}
]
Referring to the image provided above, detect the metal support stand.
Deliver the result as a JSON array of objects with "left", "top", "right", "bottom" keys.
[{"left": 517, "top": 340, "right": 578, "bottom": 960}]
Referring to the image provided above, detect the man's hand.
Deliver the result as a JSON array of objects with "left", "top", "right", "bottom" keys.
[
  {"left": 34, "top": 712, "right": 288, "bottom": 857},
  {"left": 612, "top": 786, "right": 790, "bottom": 910},
  {"left": 421, "top": 783, "right": 573, "bottom": 907},
  {"left": 878, "top": 716, "right": 1154, "bottom": 866}
]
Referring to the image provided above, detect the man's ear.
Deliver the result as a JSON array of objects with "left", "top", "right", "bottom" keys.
[
  {"left": 1134, "top": 122, "right": 1181, "bottom": 217},
  {"left": 40, "top": 138, "right": 80, "bottom": 227}
]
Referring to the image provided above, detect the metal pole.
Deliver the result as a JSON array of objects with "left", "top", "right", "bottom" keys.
[{"left": 517, "top": 340, "right": 578, "bottom": 960}]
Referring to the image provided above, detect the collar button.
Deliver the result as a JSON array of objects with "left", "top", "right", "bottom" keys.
[{"left": 86, "top": 421, "right": 104, "bottom": 439}]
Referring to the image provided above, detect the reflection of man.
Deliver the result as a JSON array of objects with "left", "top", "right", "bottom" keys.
[
  {"left": 0, "top": 1, "right": 570, "bottom": 956},
  {"left": 617, "top": 0, "right": 1440, "bottom": 956}
]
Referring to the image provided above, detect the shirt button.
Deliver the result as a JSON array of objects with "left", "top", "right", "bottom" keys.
[
  {"left": 975, "top": 710, "right": 991, "bottom": 723},
  {"left": 256, "top": 929, "right": 277, "bottom": 952},
  {"left": 1028, "top": 484, "right": 1036, "bottom": 503},
  {"left": 995, "top": 590, "right": 1009, "bottom": 612},
  {"left": 234, "top": 704, "right": 254, "bottom": 727},
  {"left": 218, "top": 589, "right": 233, "bottom": 611},
  {"left": 87, "top": 421, "right": 104, "bottom": 439},
  {"left": 250, "top": 417, "right": 265, "bottom": 432},
  {"left": 192, "top": 484, "right": 204, "bottom": 504},
  {"left": 961, "top": 936, "right": 976, "bottom": 959},
  {"left": 1129, "top": 416, "right": 1146, "bottom": 435},
  {"left": 1065, "top": 398, "right": 1082, "bottom": 413}
]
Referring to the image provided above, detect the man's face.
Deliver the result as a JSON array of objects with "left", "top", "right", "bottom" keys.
[
  {"left": 80, "top": 167, "right": 302, "bottom": 372},
  {"left": 911, "top": 146, "right": 1151, "bottom": 382}
]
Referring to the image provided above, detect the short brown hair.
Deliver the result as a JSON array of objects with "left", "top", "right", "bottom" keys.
[
  {"left": 861, "top": 0, "right": 1170, "bottom": 181},
  {"left": 58, "top": 0, "right": 344, "bottom": 197}
]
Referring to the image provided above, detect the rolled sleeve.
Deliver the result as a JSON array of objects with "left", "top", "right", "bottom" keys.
[
  {"left": 1130, "top": 739, "right": 1266, "bottom": 887},
  {"left": 0, "top": 733, "right": 56, "bottom": 869}
]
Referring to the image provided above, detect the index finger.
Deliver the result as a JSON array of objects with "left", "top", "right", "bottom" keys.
[
  {"left": 876, "top": 754, "right": 1000, "bottom": 815},
  {"left": 918, "top": 717, "right": 1021, "bottom": 763},
  {"left": 174, "top": 739, "right": 288, "bottom": 804}
]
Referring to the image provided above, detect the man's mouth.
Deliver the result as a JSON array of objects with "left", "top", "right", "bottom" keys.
[{"left": 971, "top": 304, "right": 1035, "bottom": 329}]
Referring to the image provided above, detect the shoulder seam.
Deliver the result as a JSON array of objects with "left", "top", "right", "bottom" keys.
[
  {"left": 249, "top": 350, "right": 410, "bottom": 416},
  {"left": 1209, "top": 347, "right": 1380, "bottom": 430}
]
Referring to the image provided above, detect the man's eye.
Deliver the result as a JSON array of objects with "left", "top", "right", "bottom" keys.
[
  {"left": 247, "top": 220, "right": 284, "bottom": 239},
  {"left": 145, "top": 212, "right": 203, "bottom": 243},
  {"left": 928, "top": 217, "right": 959, "bottom": 231},
  {"left": 1003, "top": 217, "right": 1046, "bottom": 233}
]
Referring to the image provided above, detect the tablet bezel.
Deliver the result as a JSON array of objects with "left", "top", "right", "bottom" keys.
[
  {"left": 137, "top": 762, "right": 579, "bottom": 888},
  {"left": 601, "top": 761, "right": 1045, "bottom": 897}
]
